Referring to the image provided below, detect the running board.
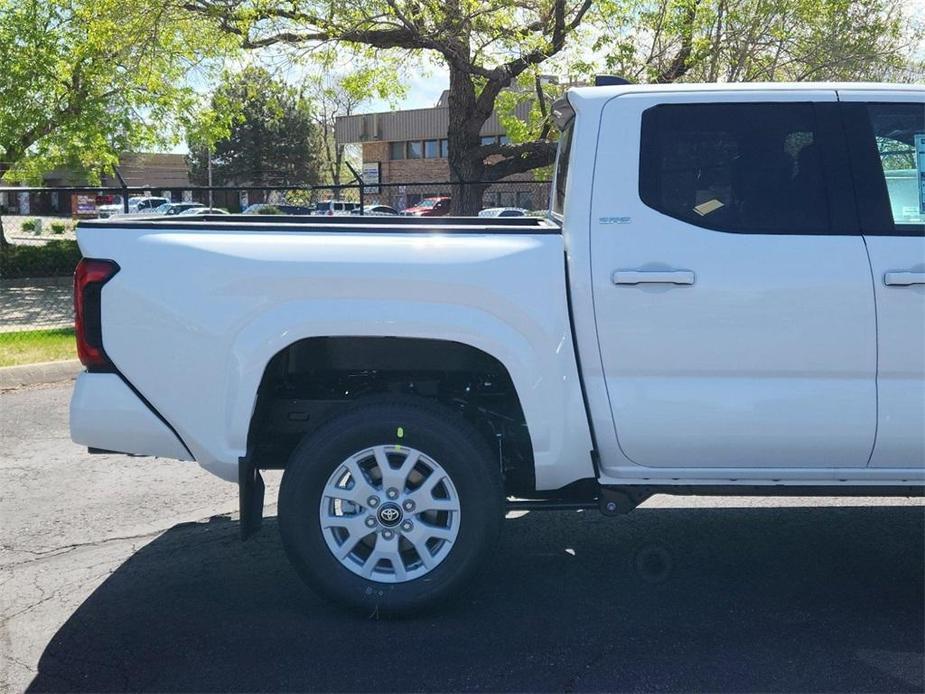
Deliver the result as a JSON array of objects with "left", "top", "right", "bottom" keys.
[{"left": 507, "top": 484, "right": 924, "bottom": 517}]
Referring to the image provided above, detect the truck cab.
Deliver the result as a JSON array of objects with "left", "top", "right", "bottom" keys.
[{"left": 558, "top": 83, "right": 924, "bottom": 486}]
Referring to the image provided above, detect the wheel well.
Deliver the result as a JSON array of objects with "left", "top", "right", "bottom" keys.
[{"left": 247, "top": 336, "right": 536, "bottom": 495}]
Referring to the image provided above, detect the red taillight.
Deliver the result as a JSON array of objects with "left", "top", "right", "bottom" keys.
[{"left": 74, "top": 258, "right": 119, "bottom": 370}]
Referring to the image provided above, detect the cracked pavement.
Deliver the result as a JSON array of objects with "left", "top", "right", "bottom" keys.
[
  {"left": 1, "top": 382, "right": 923, "bottom": 692},
  {"left": 0, "top": 382, "right": 281, "bottom": 692}
]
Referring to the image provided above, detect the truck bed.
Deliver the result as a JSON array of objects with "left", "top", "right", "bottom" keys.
[{"left": 72, "top": 214, "right": 589, "bottom": 489}]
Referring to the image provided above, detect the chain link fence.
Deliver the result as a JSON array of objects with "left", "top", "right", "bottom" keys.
[{"left": 0, "top": 179, "right": 550, "bottom": 364}]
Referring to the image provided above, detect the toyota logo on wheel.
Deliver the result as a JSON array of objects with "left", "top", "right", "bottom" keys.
[{"left": 377, "top": 503, "right": 402, "bottom": 527}]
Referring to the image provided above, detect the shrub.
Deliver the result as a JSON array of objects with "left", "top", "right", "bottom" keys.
[
  {"left": 51, "top": 222, "right": 67, "bottom": 234},
  {"left": 21, "top": 219, "right": 36, "bottom": 232},
  {"left": 0, "top": 240, "right": 82, "bottom": 279},
  {"left": 251, "top": 204, "right": 282, "bottom": 215}
]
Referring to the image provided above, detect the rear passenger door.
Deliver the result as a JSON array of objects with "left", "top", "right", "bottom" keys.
[
  {"left": 840, "top": 93, "right": 925, "bottom": 469},
  {"left": 590, "top": 91, "right": 878, "bottom": 471}
]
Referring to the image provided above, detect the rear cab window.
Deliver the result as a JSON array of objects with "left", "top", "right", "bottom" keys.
[{"left": 638, "top": 102, "right": 832, "bottom": 234}]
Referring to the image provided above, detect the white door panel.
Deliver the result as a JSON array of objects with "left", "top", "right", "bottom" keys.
[
  {"left": 866, "top": 235, "right": 925, "bottom": 468},
  {"left": 596, "top": 225, "right": 878, "bottom": 469},
  {"left": 591, "top": 92, "right": 877, "bottom": 470},
  {"left": 837, "top": 92, "right": 925, "bottom": 469}
]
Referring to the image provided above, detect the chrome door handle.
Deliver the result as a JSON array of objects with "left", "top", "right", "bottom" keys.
[
  {"left": 612, "top": 270, "right": 695, "bottom": 285},
  {"left": 884, "top": 272, "right": 925, "bottom": 286}
]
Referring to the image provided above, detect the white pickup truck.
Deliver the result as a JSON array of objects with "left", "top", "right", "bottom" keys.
[{"left": 71, "top": 82, "right": 924, "bottom": 614}]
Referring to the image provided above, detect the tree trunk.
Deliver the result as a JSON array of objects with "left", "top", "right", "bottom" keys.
[{"left": 446, "top": 65, "right": 489, "bottom": 215}]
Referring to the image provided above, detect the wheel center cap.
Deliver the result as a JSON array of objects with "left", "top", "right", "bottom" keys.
[{"left": 377, "top": 502, "right": 403, "bottom": 527}]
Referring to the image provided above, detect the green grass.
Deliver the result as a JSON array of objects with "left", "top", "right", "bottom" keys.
[{"left": 0, "top": 328, "right": 76, "bottom": 367}]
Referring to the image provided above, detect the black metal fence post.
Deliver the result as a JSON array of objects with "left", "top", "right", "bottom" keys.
[{"left": 112, "top": 166, "right": 129, "bottom": 214}]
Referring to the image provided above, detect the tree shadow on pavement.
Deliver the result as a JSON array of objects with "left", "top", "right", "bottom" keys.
[{"left": 27, "top": 505, "right": 925, "bottom": 693}]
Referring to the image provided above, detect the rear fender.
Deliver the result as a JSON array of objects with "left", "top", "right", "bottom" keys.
[{"left": 223, "top": 299, "right": 593, "bottom": 490}]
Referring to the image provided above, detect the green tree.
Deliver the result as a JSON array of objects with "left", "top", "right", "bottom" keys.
[
  {"left": 302, "top": 55, "right": 408, "bottom": 186},
  {"left": 0, "top": 0, "right": 230, "bottom": 181},
  {"left": 183, "top": 0, "right": 593, "bottom": 213},
  {"left": 493, "top": 0, "right": 921, "bottom": 171},
  {"left": 591, "top": 0, "right": 922, "bottom": 84},
  {"left": 0, "top": 0, "right": 230, "bottom": 243},
  {"left": 187, "top": 67, "right": 322, "bottom": 188}
]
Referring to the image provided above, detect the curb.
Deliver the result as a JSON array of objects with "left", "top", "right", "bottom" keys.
[{"left": 0, "top": 359, "right": 82, "bottom": 389}]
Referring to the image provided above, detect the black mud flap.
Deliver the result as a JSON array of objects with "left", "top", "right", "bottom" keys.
[{"left": 239, "top": 454, "right": 265, "bottom": 540}]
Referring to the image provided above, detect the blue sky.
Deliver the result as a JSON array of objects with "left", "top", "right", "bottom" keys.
[{"left": 372, "top": 67, "right": 449, "bottom": 111}]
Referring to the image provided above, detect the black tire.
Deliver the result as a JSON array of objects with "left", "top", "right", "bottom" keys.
[{"left": 278, "top": 396, "right": 504, "bottom": 616}]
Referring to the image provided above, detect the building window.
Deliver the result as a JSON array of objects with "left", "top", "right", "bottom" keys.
[
  {"left": 516, "top": 191, "right": 534, "bottom": 209},
  {"left": 498, "top": 191, "right": 516, "bottom": 207},
  {"left": 440, "top": 139, "right": 449, "bottom": 158},
  {"left": 424, "top": 140, "right": 440, "bottom": 158},
  {"left": 407, "top": 141, "right": 423, "bottom": 159},
  {"left": 499, "top": 134, "right": 510, "bottom": 145},
  {"left": 480, "top": 135, "right": 498, "bottom": 147},
  {"left": 389, "top": 141, "right": 405, "bottom": 160}
]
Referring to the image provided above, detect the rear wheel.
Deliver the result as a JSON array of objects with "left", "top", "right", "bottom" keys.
[{"left": 278, "top": 397, "right": 504, "bottom": 615}]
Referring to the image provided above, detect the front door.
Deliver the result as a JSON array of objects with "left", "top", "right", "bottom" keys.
[
  {"left": 590, "top": 91, "right": 877, "bottom": 470},
  {"left": 840, "top": 94, "right": 925, "bottom": 469}
]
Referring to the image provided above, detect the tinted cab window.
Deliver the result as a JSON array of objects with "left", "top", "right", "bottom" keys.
[{"left": 639, "top": 102, "right": 829, "bottom": 234}]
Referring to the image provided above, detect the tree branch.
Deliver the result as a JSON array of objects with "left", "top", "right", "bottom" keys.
[
  {"left": 492, "top": 0, "right": 593, "bottom": 82},
  {"left": 653, "top": 0, "right": 699, "bottom": 83},
  {"left": 481, "top": 140, "right": 556, "bottom": 181}
]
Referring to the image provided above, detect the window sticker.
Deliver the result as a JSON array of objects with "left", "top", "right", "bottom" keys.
[{"left": 916, "top": 133, "right": 925, "bottom": 215}]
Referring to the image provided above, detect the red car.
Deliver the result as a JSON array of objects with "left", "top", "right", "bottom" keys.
[{"left": 402, "top": 196, "right": 451, "bottom": 216}]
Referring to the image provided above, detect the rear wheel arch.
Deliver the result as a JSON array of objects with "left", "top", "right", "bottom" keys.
[{"left": 245, "top": 336, "right": 538, "bottom": 496}]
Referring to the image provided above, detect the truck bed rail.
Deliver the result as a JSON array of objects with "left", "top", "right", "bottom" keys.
[{"left": 78, "top": 214, "right": 561, "bottom": 234}]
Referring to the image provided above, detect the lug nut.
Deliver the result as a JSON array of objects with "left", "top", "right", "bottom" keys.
[
  {"left": 386, "top": 488, "right": 399, "bottom": 499},
  {"left": 403, "top": 500, "right": 415, "bottom": 512},
  {"left": 367, "top": 496, "right": 380, "bottom": 507},
  {"left": 401, "top": 520, "right": 413, "bottom": 532},
  {"left": 365, "top": 517, "right": 376, "bottom": 528},
  {"left": 382, "top": 530, "right": 394, "bottom": 540}
]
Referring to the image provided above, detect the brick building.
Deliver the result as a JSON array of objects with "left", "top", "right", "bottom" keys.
[
  {"left": 1, "top": 153, "right": 192, "bottom": 216},
  {"left": 335, "top": 90, "right": 549, "bottom": 211}
]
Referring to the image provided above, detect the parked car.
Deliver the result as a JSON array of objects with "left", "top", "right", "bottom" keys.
[
  {"left": 96, "top": 196, "right": 126, "bottom": 219},
  {"left": 352, "top": 204, "right": 399, "bottom": 216},
  {"left": 153, "top": 202, "right": 206, "bottom": 216},
  {"left": 242, "top": 203, "right": 315, "bottom": 215},
  {"left": 98, "top": 196, "right": 145, "bottom": 218},
  {"left": 313, "top": 200, "right": 359, "bottom": 216},
  {"left": 130, "top": 197, "right": 169, "bottom": 214},
  {"left": 70, "top": 82, "right": 925, "bottom": 616},
  {"left": 178, "top": 207, "right": 230, "bottom": 215},
  {"left": 402, "top": 196, "right": 450, "bottom": 216},
  {"left": 478, "top": 207, "right": 527, "bottom": 217}
]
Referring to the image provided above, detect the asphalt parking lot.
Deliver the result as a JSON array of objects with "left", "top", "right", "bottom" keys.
[{"left": 1, "top": 382, "right": 923, "bottom": 693}]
